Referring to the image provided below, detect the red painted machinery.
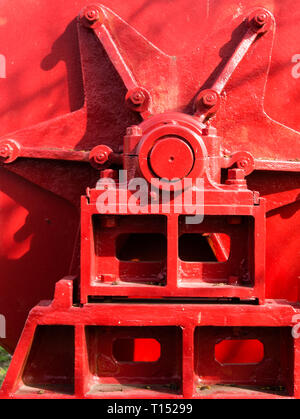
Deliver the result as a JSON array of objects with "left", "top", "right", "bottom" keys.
[{"left": 0, "top": 0, "right": 299, "bottom": 399}]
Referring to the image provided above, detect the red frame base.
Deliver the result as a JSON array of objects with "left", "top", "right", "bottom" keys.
[{"left": 1, "top": 279, "right": 299, "bottom": 399}]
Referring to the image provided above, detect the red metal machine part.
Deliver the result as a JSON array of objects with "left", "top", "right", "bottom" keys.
[
  {"left": 0, "top": 0, "right": 299, "bottom": 399},
  {"left": 1, "top": 279, "right": 300, "bottom": 399}
]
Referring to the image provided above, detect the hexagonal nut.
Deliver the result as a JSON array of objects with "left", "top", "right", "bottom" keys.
[
  {"left": 79, "top": 5, "right": 106, "bottom": 28},
  {"left": 0, "top": 139, "right": 21, "bottom": 163},
  {"left": 248, "top": 8, "right": 273, "bottom": 33},
  {"left": 202, "top": 92, "right": 219, "bottom": 108},
  {"left": 0, "top": 144, "right": 12, "bottom": 158},
  {"left": 126, "top": 87, "right": 151, "bottom": 113},
  {"left": 130, "top": 91, "right": 146, "bottom": 106},
  {"left": 126, "top": 125, "right": 143, "bottom": 137},
  {"left": 227, "top": 169, "right": 246, "bottom": 180},
  {"left": 202, "top": 125, "right": 218, "bottom": 136}
]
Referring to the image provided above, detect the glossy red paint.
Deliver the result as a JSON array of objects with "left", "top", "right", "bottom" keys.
[{"left": 0, "top": 0, "right": 299, "bottom": 399}]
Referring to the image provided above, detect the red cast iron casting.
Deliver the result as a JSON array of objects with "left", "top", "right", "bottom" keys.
[{"left": 0, "top": 0, "right": 299, "bottom": 399}]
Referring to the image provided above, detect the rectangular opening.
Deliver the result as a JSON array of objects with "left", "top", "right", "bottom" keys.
[
  {"left": 178, "top": 216, "right": 254, "bottom": 286},
  {"left": 85, "top": 326, "right": 182, "bottom": 396},
  {"left": 113, "top": 338, "right": 161, "bottom": 363},
  {"left": 116, "top": 234, "right": 167, "bottom": 262},
  {"left": 194, "top": 327, "right": 294, "bottom": 397},
  {"left": 92, "top": 215, "right": 167, "bottom": 286},
  {"left": 179, "top": 233, "right": 230, "bottom": 262},
  {"left": 20, "top": 326, "right": 75, "bottom": 396},
  {"left": 215, "top": 339, "right": 264, "bottom": 365}
]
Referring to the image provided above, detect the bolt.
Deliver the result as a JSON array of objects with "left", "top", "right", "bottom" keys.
[
  {"left": 227, "top": 169, "right": 245, "bottom": 181},
  {"left": 202, "top": 125, "right": 218, "bottom": 136},
  {"left": 226, "top": 169, "right": 247, "bottom": 188},
  {"left": 254, "top": 12, "right": 268, "bottom": 27},
  {"left": 85, "top": 8, "right": 100, "bottom": 22},
  {"left": 237, "top": 156, "right": 254, "bottom": 174},
  {"left": 0, "top": 144, "right": 12, "bottom": 159},
  {"left": 130, "top": 90, "right": 145, "bottom": 106},
  {"left": 97, "top": 152, "right": 106, "bottom": 163},
  {"left": 100, "top": 169, "right": 118, "bottom": 179},
  {"left": 94, "top": 151, "right": 108, "bottom": 165},
  {"left": 202, "top": 91, "right": 218, "bottom": 108},
  {"left": 126, "top": 125, "right": 142, "bottom": 136}
]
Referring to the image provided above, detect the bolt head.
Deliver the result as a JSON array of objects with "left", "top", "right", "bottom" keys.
[
  {"left": 85, "top": 8, "right": 100, "bottom": 22},
  {"left": 202, "top": 92, "right": 218, "bottom": 108},
  {"left": 100, "top": 169, "right": 117, "bottom": 179},
  {"left": 130, "top": 91, "right": 145, "bottom": 105},
  {"left": 96, "top": 153, "right": 106, "bottom": 163},
  {"left": 94, "top": 151, "right": 108, "bottom": 165},
  {"left": 0, "top": 144, "right": 11, "bottom": 159},
  {"left": 126, "top": 125, "right": 142, "bottom": 136},
  {"left": 254, "top": 13, "right": 267, "bottom": 26},
  {"left": 202, "top": 125, "right": 218, "bottom": 136},
  {"left": 228, "top": 169, "right": 245, "bottom": 180},
  {"left": 239, "top": 160, "right": 247, "bottom": 168}
]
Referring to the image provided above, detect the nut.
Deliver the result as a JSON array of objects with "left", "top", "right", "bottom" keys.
[
  {"left": 227, "top": 169, "right": 245, "bottom": 180},
  {"left": 254, "top": 13, "right": 268, "bottom": 27},
  {"left": 202, "top": 92, "right": 219, "bottom": 108},
  {"left": 126, "top": 125, "right": 142, "bottom": 136},
  {"left": 94, "top": 152, "right": 108, "bottom": 165},
  {"left": 130, "top": 91, "right": 146, "bottom": 105},
  {"left": 0, "top": 144, "right": 12, "bottom": 159},
  {"left": 84, "top": 6, "right": 102, "bottom": 23},
  {"left": 80, "top": 5, "right": 105, "bottom": 27}
]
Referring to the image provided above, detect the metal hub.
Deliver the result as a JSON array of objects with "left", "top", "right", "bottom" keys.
[
  {"left": 136, "top": 112, "right": 208, "bottom": 190},
  {"left": 149, "top": 137, "right": 194, "bottom": 180}
]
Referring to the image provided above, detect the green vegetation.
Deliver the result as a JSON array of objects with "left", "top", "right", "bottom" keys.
[{"left": 0, "top": 347, "right": 11, "bottom": 387}]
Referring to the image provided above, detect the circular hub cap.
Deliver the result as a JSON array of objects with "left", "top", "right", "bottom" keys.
[{"left": 149, "top": 137, "right": 194, "bottom": 180}]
